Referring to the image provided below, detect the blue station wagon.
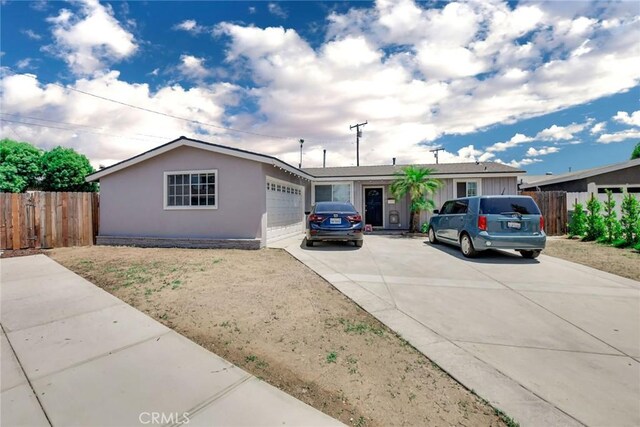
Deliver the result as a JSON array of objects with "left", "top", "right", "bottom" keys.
[{"left": 427, "top": 196, "right": 546, "bottom": 258}]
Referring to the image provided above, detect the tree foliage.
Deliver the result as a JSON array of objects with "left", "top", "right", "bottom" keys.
[
  {"left": 0, "top": 138, "right": 43, "bottom": 193},
  {"left": 620, "top": 191, "right": 640, "bottom": 246},
  {"left": 631, "top": 142, "right": 640, "bottom": 160},
  {"left": 390, "top": 166, "right": 441, "bottom": 233},
  {"left": 601, "top": 190, "right": 621, "bottom": 243},
  {"left": 40, "top": 147, "right": 97, "bottom": 192},
  {"left": 584, "top": 195, "right": 606, "bottom": 241},
  {"left": 568, "top": 202, "right": 586, "bottom": 238}
]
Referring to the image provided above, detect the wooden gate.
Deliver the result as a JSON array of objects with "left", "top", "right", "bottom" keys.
[
  {"left": 0, "top": 192, "right": 99, "bottom": 250},
  {"left": 521, "top": 191, "right": 567, "bottom": 236}
]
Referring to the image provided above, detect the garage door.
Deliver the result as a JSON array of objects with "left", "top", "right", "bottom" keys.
[{"left": 266, "top": 178, "right": 304, "bottom": 244}]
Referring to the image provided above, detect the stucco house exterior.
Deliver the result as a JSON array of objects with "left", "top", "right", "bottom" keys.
[{"left": 87, "top": 136, "right": 523, "bottom": 248}]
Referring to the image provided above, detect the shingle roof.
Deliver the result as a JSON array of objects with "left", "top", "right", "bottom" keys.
[
  {"left": 519, "top": 158, "right": 640, "bottom": 189},
  {"left": 303, "top": 162, "right": 523, "bottom": 178}
]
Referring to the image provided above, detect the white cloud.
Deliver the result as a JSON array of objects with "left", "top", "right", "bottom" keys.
[
  {"left": 486, "top": 133, "right": 534, "bottom": 153},
  {"left": 597, "top": 129, "right": 640, "bottom": 144},
  {"left": 590, "top": 121, "right": 606, "bottom": 134},
  {"left": 178, "top": 55, "right": 211, "bottom": 80},
  {"left": 497, "top": 157, "right": 542, "bottom": 168},
  {"left": 21, "top": 29, "right": 42, "bottom": 40},
  {"left": 526, "top": 146, "right": 560, "bottom": 157},
  {"left": 0, "top": 72, "right": 241, "bottom": 167},
  {"left": 16, "top": 58, "right": 35, "bottom": 69},
  {"left": 267, "top": 3, "right": 287, "bottom": 19},
  {"left": 613, "top": 110, "right": 640, "bottom": 127},
  {"left": 172, "top": 19, "right": 207, "bottom": 34},
  {"left": 248, "top": 7, "right": 256, "bottom": 15},
  {"left": 535, "top": 122, "right": 588, "bottom": 140},
  {"left": 45, "top": 0, "right": 137, "bottom": 76}
]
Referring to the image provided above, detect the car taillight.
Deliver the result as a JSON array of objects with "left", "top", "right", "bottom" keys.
[
  {"left": 347, "top": 214, "right": 362, "bottom": 222},
  {"left": 308, "top": 214, "right": 324, "bottom": 222},
  {"left": 540, "top": 216, "right": 544, "bottom": 232},
  {"left": 478, "top": 215, "right": 487, "bottom": 231}
]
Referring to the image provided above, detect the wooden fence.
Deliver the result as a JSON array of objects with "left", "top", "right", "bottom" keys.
[
  {"left": 521, "top": 191, "right": 567, "bottom": 236},
  {"left": 0, "top": 192, "right": 99, "bottom": 250}
]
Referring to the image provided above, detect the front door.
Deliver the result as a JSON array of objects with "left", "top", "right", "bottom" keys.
[{"left": 364, "top": 188, "right": 383, "bottom": 227}]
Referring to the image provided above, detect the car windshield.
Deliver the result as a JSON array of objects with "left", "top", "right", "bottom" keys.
[
  {"left": 315, "top": 202, "right": 357, "bottom": 214},
  {"left": 479, "top": 197, "right": 541, "bottom": 215}
]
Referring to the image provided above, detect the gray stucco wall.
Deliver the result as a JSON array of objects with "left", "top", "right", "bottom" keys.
[{"left": 99, "top": 146, "right": 267, "bottom": 239}]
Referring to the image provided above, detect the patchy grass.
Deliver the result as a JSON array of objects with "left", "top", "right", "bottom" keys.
[
  {"left": 50, "top": 245, "right": 505, "bottom": 427},
  {"left": 544, "top": 237, "right": 640, "bottom": 281}
]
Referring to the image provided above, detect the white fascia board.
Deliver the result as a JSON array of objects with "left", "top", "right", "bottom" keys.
[
  {"left": 86, "top": 138, "right": 314, "bottom": 182},
  {"left": 312, "top": 172, "right": 520, "bottom": 182}
]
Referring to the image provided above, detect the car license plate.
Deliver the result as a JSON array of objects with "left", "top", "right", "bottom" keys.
[
  {"left": 330, "top": 218, "right": 341, "bottom": 225},
  {"left": 507, "top": 221, "right": 521, "bottom": 229}
]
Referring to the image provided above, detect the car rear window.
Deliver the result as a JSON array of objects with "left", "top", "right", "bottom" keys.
[
  {"left": 479, "top": 197, "right": 541, "bottom": 215},
  {"left": 315, "top": 202, "right": 357, "bottom": 214}
]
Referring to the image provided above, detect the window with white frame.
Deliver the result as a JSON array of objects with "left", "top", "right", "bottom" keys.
[
  {"left": 314, "top": 183, "right": 351, "bottom": 203},
  {"left": 166, "top": 170, "right": 217, "bottom": 208},
  {"left": 455, "top": 180, "right": 479, "bottom": 197}
]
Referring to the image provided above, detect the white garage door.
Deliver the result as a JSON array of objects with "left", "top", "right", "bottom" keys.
[{"left": 266, "top": 177, "right": 304, "bottom": 244}]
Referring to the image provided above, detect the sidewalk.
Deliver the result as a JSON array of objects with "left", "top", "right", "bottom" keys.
[{"left": 1, "top": 254, "right": 343, "bottom": 427}]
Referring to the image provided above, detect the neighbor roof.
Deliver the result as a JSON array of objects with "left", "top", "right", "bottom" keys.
[
  {"left": 86, "top": 136, "right": 314, "bottom": 182},
  {"left": 520, "top": 158, "right": 640, "bottom": 189},
  {"left": 303, "top": 162, "right": 523, "bottom": 178}
]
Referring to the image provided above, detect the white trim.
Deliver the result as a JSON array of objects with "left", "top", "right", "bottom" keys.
[
  {"left": 163, "top": 169, "right": 218, "bottom": 210},
  {"left": 453, "top": 178, "right": 482, "bottom": 198},
  {"left": 312, "top": 173, "right": 519, "bottom": 182},
  {"left": 311, "top": 181, "right": 355, "bottom": 204},
  {"left": 87, "top": 137, "right": 314, "bottom": 182},
  {"left": 362, "top": 185, "right": 385, "bottom": 228}
]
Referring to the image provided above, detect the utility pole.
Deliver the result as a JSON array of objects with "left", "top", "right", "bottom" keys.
[
  {"left": 429, "top": 147, "right": 444, "bottom": 164},
  {"left": 299, "top": 139, "right": 304, "bottom": 168},
  {"left": 323, "top": 149, "right": 326, "bottom": 168},
  {"left": 350, "top": 121, "right": 367, "bottom": 166}
]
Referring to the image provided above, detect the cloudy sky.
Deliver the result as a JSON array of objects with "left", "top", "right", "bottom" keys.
[{"left": 1, "top": 0, "right": 639, "bottom": 173}]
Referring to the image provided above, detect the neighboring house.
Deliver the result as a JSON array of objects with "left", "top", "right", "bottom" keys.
[
  {"left": 86, "top": 136, "right": 523, "bottom": 248},
  {"left": 519, "top": 158, "right": 640, "bottom": 214}
]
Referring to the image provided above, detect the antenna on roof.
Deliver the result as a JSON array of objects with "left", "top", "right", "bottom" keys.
[{"left": 429, "top": 147, "right": 444, "bottom": 164}]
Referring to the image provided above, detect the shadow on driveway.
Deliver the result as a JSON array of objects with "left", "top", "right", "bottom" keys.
[
  {"left": 299, "top": 238, "right": 361, "bottom": 252},
  {"left": 424, "top": 240, "right": 541, "bottom": 265}
]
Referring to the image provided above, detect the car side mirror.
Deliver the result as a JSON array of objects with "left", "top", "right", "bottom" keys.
[
  {"left": 433, "top": 209, "right": 439, "bottom": 214},
  {"left": 304, "top": 211, "right": 311, "bottom": 215}
]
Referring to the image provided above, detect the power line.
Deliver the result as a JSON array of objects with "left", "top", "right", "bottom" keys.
[
  {"left": 0, "top": 112, "right": 167, "bottom": 140},
  {"left": 0, "top": 117, "right": 167, "bottom": 143},
  {"left": 14, "top": 71, "right": 352, "bottom": 145}
]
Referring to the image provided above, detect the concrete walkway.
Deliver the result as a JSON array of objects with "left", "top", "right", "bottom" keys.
[
  {"left": 0, "top": 255, "right": 342, "bottom": 427},
  {"left": 273, "top": 235, "right": 640, "bottom": 427}
]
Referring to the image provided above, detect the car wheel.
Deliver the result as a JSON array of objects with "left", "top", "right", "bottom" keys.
[
  {"left": 519, "top": 250, "right": 540, "bottom": 259},
  {"left": 428, "top": 227, "right": 438, "bottom": 244},
  {"left": 305, "top": 239, "right": 314, "bottom": 247},
  {"left": 354, "top": 240, "right": 363, "bottom": 248},
  {"left": 460, "top": 234, "right": 477, "bottom": 258}
]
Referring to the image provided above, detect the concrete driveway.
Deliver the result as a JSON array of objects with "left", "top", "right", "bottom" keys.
[{"left": 275, "top": 235, "right": 640, "bottom": 427}]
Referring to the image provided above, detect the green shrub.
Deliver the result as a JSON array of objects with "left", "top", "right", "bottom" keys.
[
  {"left": 612, "top": 238, "right": 629, "bottom": 248},
  {"left": 584, "top": 195, "right": 606, "bottom": 241},
  {"left": 568, "top": 202, "right": 586, "bottom": 238},
  {"left": 420, "top": 222, "right": 429, "bottom": 233},
  {"left": 634, "top": 241, "right": 640, "bottom": 251},
  {"left": 602, "top": 190, "right": 621, "bottom": 243},
  {"left": 620, "top": 192, "right": 640, "bottom": 245}
]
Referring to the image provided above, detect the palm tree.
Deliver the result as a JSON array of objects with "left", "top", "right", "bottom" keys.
[{"left": 390, "top": 166, "right": 441, "bottom": 233}]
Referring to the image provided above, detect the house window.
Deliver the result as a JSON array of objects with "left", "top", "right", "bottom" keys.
[
  {"left": 314, "top": 183, "right": 351, "bottom": 203},
  {"left": 165, "top": 170, "right": 217, "bottom": 209},
  {"left": 455, "top": 180, "right": 479, "bottom": 197}
]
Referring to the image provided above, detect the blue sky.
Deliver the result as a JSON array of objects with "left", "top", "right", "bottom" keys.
[{"left": 1, "top": 0, "right": 639, "bottom": 173}]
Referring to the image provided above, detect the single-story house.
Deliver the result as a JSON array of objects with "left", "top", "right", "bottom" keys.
[
  {"left": 86, "top": 136, "right": 523, "bottom": 249},
  {"left": 519, "top": 158, "right": 640, "bottom": 215}
]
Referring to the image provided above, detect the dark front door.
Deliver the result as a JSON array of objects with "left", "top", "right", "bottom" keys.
[{"left": 364, "top": 188, "right": 383, "bottom": 227}]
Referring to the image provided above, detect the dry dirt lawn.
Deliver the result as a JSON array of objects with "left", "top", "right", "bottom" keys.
[
  {"left": 544, "top": 238, "right": 640, "bottom": 282},
  {"left": 49, "top": 246, "right": 506, "bottom": 427}
]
